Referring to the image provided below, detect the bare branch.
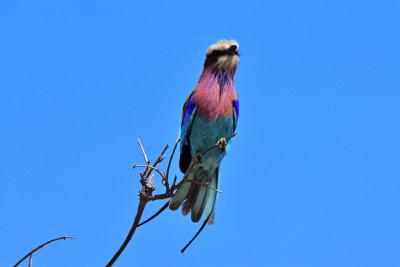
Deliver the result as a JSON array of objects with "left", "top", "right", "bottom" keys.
[
  {"left": 137, "top": 138, "right": 150, "bottom": 176},
  {"left": 107, "top": 133, "right": 238, "bottom": 265},
  {"left": 201, "top": 133, "right": 238, "bottom": 156},
  {"left": 14, "top": 236, "right": 76, "bottom": 267},
  {"left": 146, "top": 144, "right": 169, "bottom": 180},
  {"left": 183, "top": 178, "right": 222, "bottom": 193},
  {"left": 107, "top": 139, "right": 173, "bottom": 266},
  {"left": 166, "top": 138, "right": 180, "bottom": 182},
  {"left": 137, "top": 138, "right": 149, "bottom": 165},
  {"left": 106, "top": 197, "right": 147, "bottom": 267},
  {"left": 133, "top": 165, "right": 166, "bottom": 181}
]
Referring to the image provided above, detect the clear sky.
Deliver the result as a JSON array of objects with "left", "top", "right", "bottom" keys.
[{"left": 1, "top": 1, "right": 399, "bottom": 266}]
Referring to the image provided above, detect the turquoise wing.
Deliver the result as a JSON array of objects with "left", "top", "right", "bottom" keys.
[{"left": 179, "top": 91, "right": 197, "bottom": 173}]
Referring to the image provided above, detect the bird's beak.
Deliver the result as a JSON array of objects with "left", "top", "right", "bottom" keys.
[{"left": 227, "top": 45, "right": 237, "bottom": 55}]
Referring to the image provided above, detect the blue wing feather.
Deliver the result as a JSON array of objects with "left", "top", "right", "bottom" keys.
[
  {"left": 233, "top": 99, "right": 239, "bottom": 131},
  {"left": 179, "top": 91, "right": 197, "bottom": 172}
]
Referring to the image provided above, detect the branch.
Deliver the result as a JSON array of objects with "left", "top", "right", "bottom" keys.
[
  {"left": 133, "top": 165, "right": 166, "bottom": 181},
  {"left": 106, "top": 138, "right": 176, "bottom": 267},
  {"left": 145, "top": 144, "right": 168, "bottom": 180},
  {"left": 106, "top": 197, "right": 147, "bottom": 267},
  {"left": 201, "top": 132, "right": 238, "bottom": 155},
  {"left": 137, "top": 138, "right": 149, "bottom": 165},
  {"left": 137, "top": 138, "right": 150, "bottom": 176},
  {"left": 166, "top": 138, "right": 180, "bottom": 182},
  {"left": 183, "top": 178, "right": 222, "bottom": 193},
  {"left": 106, "top": 133, "right": 237, "bottom": 265},
  {"left": 14, "top": 236, "right": 76, "bottom": 267}
]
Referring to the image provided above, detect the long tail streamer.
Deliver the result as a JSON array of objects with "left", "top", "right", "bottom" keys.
[{"left": 181, "top": 216, "right": 210, "bottom": 253}]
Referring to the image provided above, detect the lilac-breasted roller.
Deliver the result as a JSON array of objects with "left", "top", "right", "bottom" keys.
[{"left": 169, "top": 40, "right": 240, "bottom": 226}]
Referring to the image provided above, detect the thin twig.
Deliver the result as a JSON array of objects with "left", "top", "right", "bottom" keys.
[
  {"left": 166, "top": 138, "right": 180, "bottom": 182},
  {"left": 183, "top": 179, "right": 222, "bottom": 193},
  {"left": 137, "top": 138, "right": 149, "bottom": 164},
  {"left": 173, "top": 133, "right": 238, "bottom": 191},
  {"left": 173, "top": 162, "right": 196, "bottom": 191},
  {"left": 133, "top": 165, "right": 166, "bottom": 180},
  {"left": 146, "top": 144, "right": 169, "bottom": 179},
  {"left": 201, "top": 133, "right": 238, "bottom": 156},
  {"left": 137, "top": 138, "right": 150, "bottom": 175},
  {"left": 14, "top": 236, "right": 76, "bottom": 267},
  {"left": 172, "top": 175, "right": 178, "bottom": 189}
]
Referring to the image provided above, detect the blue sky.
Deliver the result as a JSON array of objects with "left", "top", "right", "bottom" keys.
[{"left": 1, "top": 1, "right": 399, "bottom": 266}]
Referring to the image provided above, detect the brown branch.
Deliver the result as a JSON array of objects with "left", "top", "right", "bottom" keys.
[
  {"left": 201, "top": 133, "right": 238, "bottom": 155},
  {"left": 183, "top": 178, "right": 222, "bottom": 193},
  {"left": 106, "top": 139, "right": 174, "bottom": 267},
  {"left": 137, "top": 138, "right": 150, "bottom": 176},
  {"left": 14, "top": 236, "right": 76, "bottom": 267},
  {"left": 173, "top": 133, "right": 238, "bottom": 191},
  {"left": 106, "top": 133, "right": 237, "bottom": 266},
  {"left": 166, "top": 138, "right": 180, "bottom": 182},
  {"left": 137, "top": 138, "right": 149, "bottom": 164},
  {"left": 106, "top": 196, "right": 147, "bottom": 267},
  {"left": 133, "top": 165, "right": 166, "bottom": 180},
  {"left": 146, "top": 144, "right": 168, "bottom": 180}
]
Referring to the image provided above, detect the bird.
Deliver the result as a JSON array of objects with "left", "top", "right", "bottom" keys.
[
  {"left": 137, "top": 40, "right": 240, "bottom": 252},
  {"left": 169, "top": 39, "right": 240, "bottom": 226}
]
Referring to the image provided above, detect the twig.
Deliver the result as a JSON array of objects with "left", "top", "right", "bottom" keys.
[
  {"left": 137, "top": 138, "right": 149, "bottom": 164},
  {"left": 166, "top": 138, "right": 180, "bottom": 182},
  {"left": 201, "top": 133, "right": 238, "bottom": 155},
  {"left": 133, "top": 165, "right": 166, "bottom": 180},
  {"left": 183, "top": 179, "right": 222, "bottom": 193},
  {"left": 146, "top": 144, "right": 169, "bottom": 180},
  {"left": 173, "top": 161, "right": 196, "bottom": 191},
  {"left": 14, "top": 236, "right": 76, "bottom": 267},
  {"left": 107, "top": 139, "right": 174, "bottom": 267},
  {"left": 137, "top": 138, "right": 150, "bottom": 176}
]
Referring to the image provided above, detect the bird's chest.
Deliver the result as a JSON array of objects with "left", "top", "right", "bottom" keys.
[
  {"left": 189, "top": 116, "right": 234, "bottom": 170},
  {"left": 193, "top": 82, "right": 236, "bottom": 122}
]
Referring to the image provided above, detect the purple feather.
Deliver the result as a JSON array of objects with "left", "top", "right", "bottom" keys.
[{"left": 183, "top": 92, "right": 196, "bottom": 125}]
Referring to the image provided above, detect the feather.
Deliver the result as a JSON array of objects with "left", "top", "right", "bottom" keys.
[
  {"left": 181, "top": 167, "right": 220, "bottom": 252},
  {"left": 191, "top": 186, "right": 207, "bottom": 222},
  {"left": 182, "top": 184, "right": 198, "bottom": 216},
  {"left": 232, "top": 99, "right": 239, "bottom": 132},
  {"left": 179, "top": 91, "right": 197, "bottom": 173},
  {"left": 169, "top": 182, "right": 191, "bottom": 211},
  {"left": 205, "top": 167, "right": 220, "bottom": 225}
]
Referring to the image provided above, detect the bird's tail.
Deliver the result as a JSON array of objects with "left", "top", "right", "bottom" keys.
[{"left": 169, "top": 167, "right": 220, "bottom": 224}]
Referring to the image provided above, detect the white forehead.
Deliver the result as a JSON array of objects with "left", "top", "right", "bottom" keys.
[{"left": 206, "top": 40, "right": 239, "bottom": 56}]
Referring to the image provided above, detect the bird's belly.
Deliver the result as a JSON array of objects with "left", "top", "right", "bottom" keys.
[{"left": 189, "top": 116, "right": 234, "bottom": 172}]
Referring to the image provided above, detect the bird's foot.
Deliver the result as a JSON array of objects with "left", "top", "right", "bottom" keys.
[
  {"left": 217, "top": 137, "right": 227, "bottom": 151},
  {"left": 193, "top": 153, "right": 203, "bottom": 165}
]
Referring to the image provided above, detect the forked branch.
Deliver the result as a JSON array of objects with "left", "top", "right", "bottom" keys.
[
  {"left": 14, "top": 236, "right": 76, "bottom": 267},
  {"left": 106, "top": 133, "right": 237, "bottom": 266}
]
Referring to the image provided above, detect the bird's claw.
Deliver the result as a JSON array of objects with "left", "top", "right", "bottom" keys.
[
  {"left": 193, "top": 153, "right": 203, "bottom": 165},
  {"left": 217, "top": 138, "right": 227, "bottom": 150}
]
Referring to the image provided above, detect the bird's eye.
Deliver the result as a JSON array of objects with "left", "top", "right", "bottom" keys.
[
  {"left": 208, "top": 49, "right": 239, "bottom": 58},
  {"left": 209, "top": 50, "right": 225, "bottom": 57}
]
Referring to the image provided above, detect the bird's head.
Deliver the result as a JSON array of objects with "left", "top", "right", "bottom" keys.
[{"left": 204, "top": 40, "right": 240, "bottom": 74}]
